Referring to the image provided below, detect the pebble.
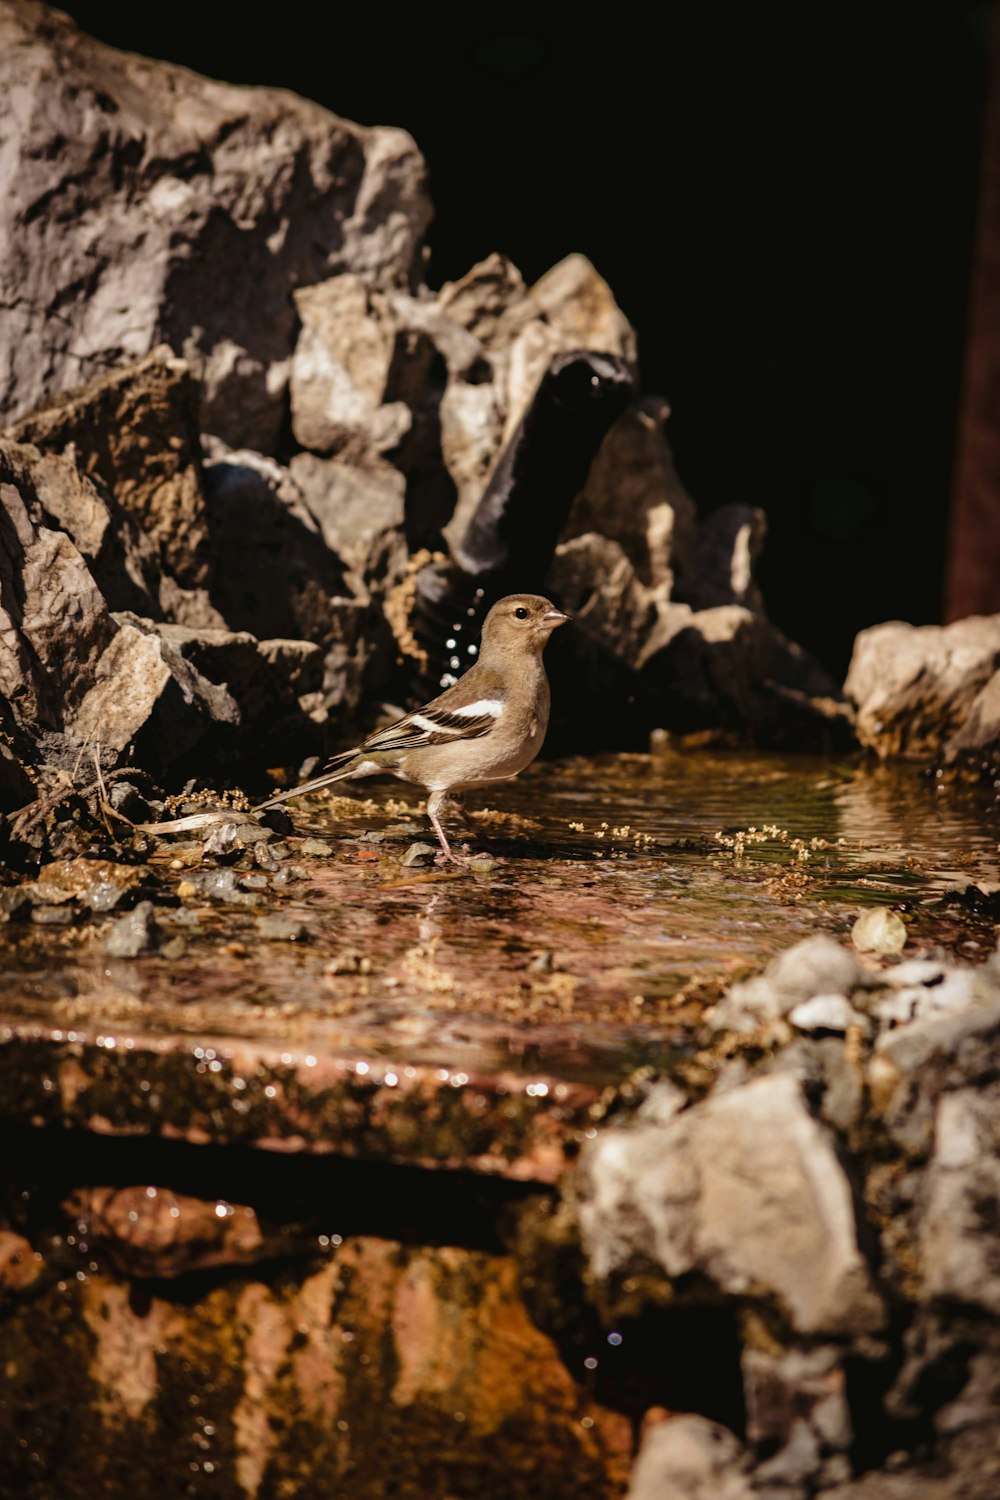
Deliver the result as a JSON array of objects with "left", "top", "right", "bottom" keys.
[
  {"left": 30, "top": 905, "right": 74, "bottom": 927},
  {"left": 256, "top": 915, "right": 310, "bottom": 942},
  {"left": 252, "top": 842, "right": 280, "bottom": 872},
  {"left": 467, "top": 854, "right": 497, "bottom": 875},
  {"left": 235, "top": 824, "right": 273, "bottom": 846},
  {"left": 104, "top": 901, "right": 159, "bottom": 957},
  {"left": 852, "top": 907, "right": 907, "bottom": 955},
  {"left": 788, "top": 994, "right": 866, "bottom": 1034},
  {"left": 185, "top": 869, "right": 262, "bottom": 905},
  {"left": 401, "top": 842, "right": 438, "bottom": 867},
  {"left": 239, "top": 873, "right": 270, "bottom": 891},
  {"left": 300, "top": 838, "right": 333, "bottom": 857}
]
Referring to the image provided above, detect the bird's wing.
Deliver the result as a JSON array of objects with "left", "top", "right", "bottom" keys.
[{"left": 358, "top": 698, "right": 502, "bottom": 757}]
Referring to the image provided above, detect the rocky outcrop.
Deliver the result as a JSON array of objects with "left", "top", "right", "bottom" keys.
[
  {"left": 0, "top": 0, "right": 851, "bottom": 803},
  {"left": 574, "top": 933, "right": 1000, "bottom": 1500},
  {"left": 6, "top": 347, "right": 211, "bottom": 591},
  {"left": 845, "top": 615, "right": 1000, "bottom": 765},
  {"left": 577, "top": 1072, "right": 884, "bottom": 1337},
  {"left": 0, "top": 0, "right": 431, "bottom": 450},
  {"left": 0, "top": 430, "right": 334, "bottom": 794}
]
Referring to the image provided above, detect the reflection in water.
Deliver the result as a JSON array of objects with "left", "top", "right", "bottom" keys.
[{"left": 0, "top": 752, "right": 997, "bottom": 1085}]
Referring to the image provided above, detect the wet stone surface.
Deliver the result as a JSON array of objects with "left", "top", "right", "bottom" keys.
[{"left": 0, "top": 752, "right": 997, "bottom": 1178}]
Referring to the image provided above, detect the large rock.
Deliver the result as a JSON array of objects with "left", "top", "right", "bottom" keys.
[
  {"left": 673, "top": 503, "right": 767, "bottom": 614},
  {"left": 289, "top": 274, "right": 482, "bottom": 461},
  {"left": 845, "top": 615, "right": 1000, "bottom": 762},
  {"left": 288, "top": 451, "right": 408, "bottom": 585},
  {"left": 577, "top": 1073, "right": 884, "bottom": 1337},
  {"left": 201, "top": 445, "right": 379, "bottom": 714},
  {"left": 5, "top": 348, "right": 211, "bottom": 590},
  {"left": 115, "top": 615, "right": 324, "bottom": 760},
  {"left": 0, "top": 442, "right": 239, "bottom": 780},
  {"left": 0, "top": 0, "right": 431, "bottom": 450},
  {"left": 438, "top": 252, "right": 640, "bottom": 547},
  {"left": 562, "top": 397, "right": 697, "bottom": 593}
]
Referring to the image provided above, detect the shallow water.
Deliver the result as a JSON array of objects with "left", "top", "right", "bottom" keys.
[{"left": 1, "top": 751, "right": 997, "bottom": 1099}]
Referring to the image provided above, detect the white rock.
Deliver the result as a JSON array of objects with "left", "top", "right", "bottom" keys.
[
  {"left": 578, "top": 1074, "right": 884, "bottom": 1337},
  {"left": 627, "top": 1416, "right": 751, "bottom": 1500},
  {"left": 852, "top": 907, "right": 907, "bottom": 955},
  {"left": 789, "top": 994, "right": 866, "bottom": 1033}
]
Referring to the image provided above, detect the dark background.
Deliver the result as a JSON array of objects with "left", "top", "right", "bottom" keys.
[{"left": 59, "top": 3, "right": 991, "bottom": 677}]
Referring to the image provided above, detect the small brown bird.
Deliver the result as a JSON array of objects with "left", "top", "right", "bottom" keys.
[{"left": 258, "top": 593, "right": 569, "bottom": 861}]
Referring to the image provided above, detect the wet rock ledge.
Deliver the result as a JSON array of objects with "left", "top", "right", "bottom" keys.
[{"left": 3, "top": 928, "right": 1000, "bottom": 1498}]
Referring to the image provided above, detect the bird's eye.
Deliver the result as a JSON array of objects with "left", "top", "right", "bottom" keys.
[{"left": 514, "top": 606, "right": 528, "bottom": 620}]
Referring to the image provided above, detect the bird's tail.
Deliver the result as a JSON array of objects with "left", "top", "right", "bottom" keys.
[{"left": 255, "top": 749, "right": 367, "bottom": 812}]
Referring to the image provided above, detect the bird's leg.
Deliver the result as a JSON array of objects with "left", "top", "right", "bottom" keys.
[{"left": 426, "top": 790, "right": 467, "bottom": 865}]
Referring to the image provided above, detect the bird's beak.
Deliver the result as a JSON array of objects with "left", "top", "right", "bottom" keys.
[{"left": 540, "top": 608, "right": 570, "bottom": 630}]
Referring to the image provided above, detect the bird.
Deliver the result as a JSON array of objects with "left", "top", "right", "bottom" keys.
[{"left": 257, "top": 593, "right": 569, "bottom": 861}]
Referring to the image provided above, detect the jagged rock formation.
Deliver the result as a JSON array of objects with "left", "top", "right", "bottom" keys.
[
  {"left": 0, "top": 0, "right": 430, "bottom": 451},
  {"left": 0, "top": 1, "right": 851, "bottom": 809}
]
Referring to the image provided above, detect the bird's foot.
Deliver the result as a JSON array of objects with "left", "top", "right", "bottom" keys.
[{"left": 434, "top": 842, "right": 472, "bottom": 868}]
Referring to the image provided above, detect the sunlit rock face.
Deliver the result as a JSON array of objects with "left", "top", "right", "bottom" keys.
[
  {"left": 0, "top": 0, "right": 431, "bottom": 451},
  {"left": 846, "top": 615, "right": 1000, "bottom": 769}
]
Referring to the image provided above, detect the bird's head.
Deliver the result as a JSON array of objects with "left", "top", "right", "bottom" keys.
[{"left": 480, "top": 594, "right": 570, "bottom": 656}]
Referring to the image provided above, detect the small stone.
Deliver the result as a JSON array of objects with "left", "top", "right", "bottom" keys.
[
  {"left": 30, "top": 904, "right": 74, "bottom": 927},
  {"left": 240, "top": 873, "right": 269, "bottom": 891},
  {"left": 852, "top": 907, "right": 907, "bottom": 955},
  {"left": 871, "top": 991, "right": 920, "bottom": 1028},
  {"left": 256, "top": 915, "right": 310, "bottom": 942},
  {"left": 400, "top": 842, "right": 438, "bottom": 867},
  {"left": 166, "top": 907, "right": 203, "bottom": 928},
  {"left": 84, "top": 881, "right": 133, "bottom": 914},
  {"left": 234, "top": 823, "right": 273, "bottom": 846},
  {"left": 252, "top": 842, "right": 280, "bottom": 872},
  {"left": 194, "top": 869, "right": 244, "bottom": 902},
  {"left": 201, "top": 821, "right": 241, "bottom": 858},
  {"left": 467, "top": 854, "right": 497, "bottom": 874},
  {"left": 789, "top": 994, "right": 866, "bottom": 1034},
  {"left": 108, "top": 781, "right": 153, "bottom": 821},
  {"left": 259, "top": 808, "right": 294, "bottom": 836},
  {"left": 300, "top": 838, "right": 334, "bottom": 857},
  {"left": 159, "top": 936, "right": 188, "bottom": 960},
  {"left": 104, "top": 900, "right": 159, "bottom": 957}
]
